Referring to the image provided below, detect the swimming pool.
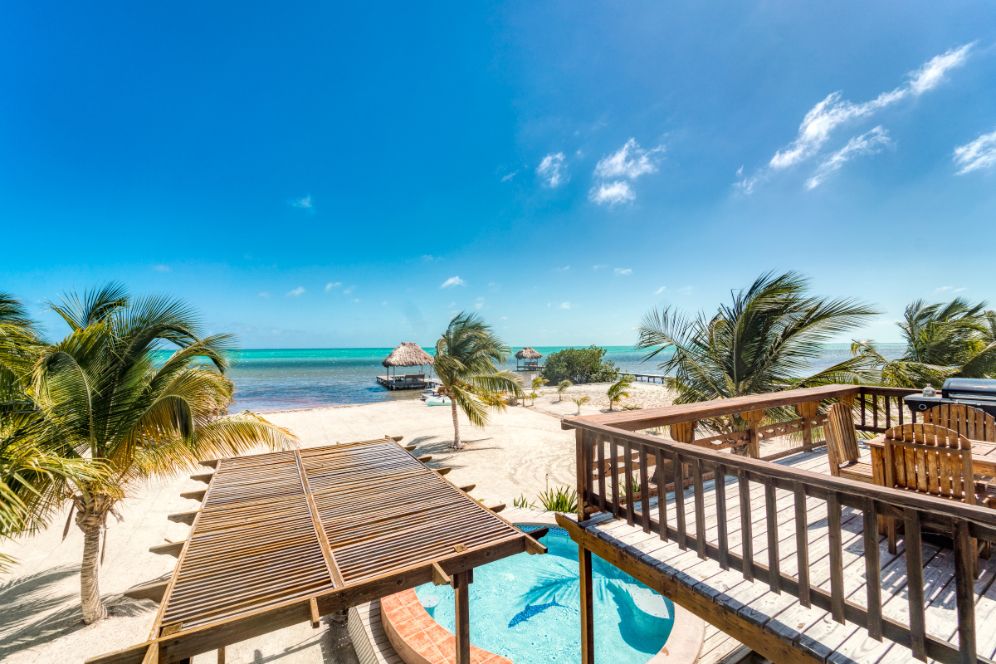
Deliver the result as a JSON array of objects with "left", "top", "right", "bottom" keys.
[{"left": 415, "top": 525, "right": 675, "bottom": 663}]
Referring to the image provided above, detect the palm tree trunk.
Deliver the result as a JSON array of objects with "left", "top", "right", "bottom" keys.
[
  {"left": 76, "top": 496, "right": 111, "bottom": 624},
  {"left": 450, "top": 399, "right": 462, "bottom": 450}
]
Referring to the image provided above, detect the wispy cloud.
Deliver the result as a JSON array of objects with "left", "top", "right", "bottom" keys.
[
  {"left": 554, "top": 265, "right": 571, "bottom": 273},
  {"left": 594, "top": 138, "right": 665, "bottom": 180},
  {"left": 806, "top": 126, "right": 891, "bottom": 190},
  {"left": 953, "top": 129, "right": 996, "bottom": 175},
  {"left": 286, "top": 286, "right": 306, "bottom": 297},
  {"left": 500, "top": 170, "right": 518, "bottom": 183},
  {"left": 655, "top": 286, "right": 667, "bottom": 295},
  {"left": 440, "top": 276, "right": 465, "bottom": 289},
  {"left": 613, "top": 267, "right": 633, "bottom": 276},
  {"left": 421, "top": 254, "right": 441, "bottom": 263},
  {"left": 740, "top": 43, "right": 973, "bottom": 191},
  {"left": 590, "top": 138, "right": 664, "bottom": 206},
  {"left": 474, "top": 297, "right": 485, "bottom": 311},
  {"left": 343, "top": 285, "right": 355, "bottom": 296},
  {"left": 589, "top": 181, "right": 634, "bottom": 206},
  {"left": 257, "top": 291, "right": 271, "bottom": 299},
  {"left": 935, "top": 285, "right": 967, "bottom": 294},
  {"left": 290, "top": 194, "right": 314, "bottom": 211},
  {"left": 324, "top": 281, "right": 342, "bottom": 292},
  {"left": 537, "top": 152, "right": 567, "bottom": 188},
  {"left": 592, "top": 264, "right": 608, "bottom": 271},
  {"left": 152, "top": 264, "right": 171, "bottom": 273},
  {"left": 559, "top": 301, "right": 572, "bottom": 310}
]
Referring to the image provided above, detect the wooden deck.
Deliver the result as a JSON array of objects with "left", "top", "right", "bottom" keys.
[{"left": 563, "top": 447, "right": 996, "bottom": 663}]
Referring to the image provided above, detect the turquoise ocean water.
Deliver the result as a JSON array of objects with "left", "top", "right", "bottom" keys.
[{"left": 210, "top": 344, "right": 904, "bottom": 412}]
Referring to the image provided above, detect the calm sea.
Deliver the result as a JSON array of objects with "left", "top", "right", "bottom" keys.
[{"left": 206, "top": 344, "right": 905, "bottom": 413}]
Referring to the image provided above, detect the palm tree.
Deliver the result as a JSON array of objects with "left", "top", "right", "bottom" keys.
[
  {"left": 556, "top": 380, "right": 572, "bottom": 402},
  {"left": 638, "top": 272, "right": 877, "bottom": 431},
  {"left": 606, "top": 375, "right": 633, "bottom": 411},
  {"left": 853, "top": 298, "right": 996, "bottom": 387},
  {"left": 433, "top": 312, "right": 523, "bottom": 450},
  {"left": 25, "top": 284, "right": 295, "bottom": 623},
  {"left": 572, "top": 394, "right": 591, "bottom": 415},
  {"left": 0, "top": 293, "right": 103, "bottom": 572}
]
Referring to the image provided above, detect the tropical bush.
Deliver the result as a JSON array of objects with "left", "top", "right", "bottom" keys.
[
  {"left": 853, "top": 298, "right": 996, "bottom": 387},
  {"left": 638, "top": 271, "right": 877, "bottom": 432},
  {"left": 513, "top": 494, "right": 535, "bottom": 509},
  {"left": 541, "top": 346, "right": 618, "bottom": 384}
]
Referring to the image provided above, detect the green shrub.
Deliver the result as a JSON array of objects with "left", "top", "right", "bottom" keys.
[
  {"left": 537, "top": 485, "right": 578, "bottom": 512},
  {"left": 541, "top": 346, "right": 618, "bottom": 384},
  {"left": 513, "top": 494, "right": 535, "bottom": 509}
]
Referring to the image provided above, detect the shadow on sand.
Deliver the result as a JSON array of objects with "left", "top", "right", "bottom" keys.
[{"left": 0, "top": 565, "right": 153, "bottom": 659}]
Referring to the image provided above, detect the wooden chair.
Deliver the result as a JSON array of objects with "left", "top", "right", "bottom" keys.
[
  {"left": 825, "top": 403, "right": 874, "bottom": 483},
  {"left": 923, "top": 403, "right": 996, "bottom": 442},
  {"left": 881, "top": 423, "right": 992, "bottom": 558}
]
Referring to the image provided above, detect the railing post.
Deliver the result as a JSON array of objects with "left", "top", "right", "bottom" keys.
[
  {"left": 575, "top": 429, "right": 587, "bottom": 519},
  {"left": 744, "top": 410, "right": 765, "bottom": 458},
  {"left": 796, "top": 402, "right": 819, "bottom": 451}
]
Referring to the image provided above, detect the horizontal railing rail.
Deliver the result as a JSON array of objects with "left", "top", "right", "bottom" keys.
[{"left": 567, "top": 392, "right": 995, "bottom": 664}]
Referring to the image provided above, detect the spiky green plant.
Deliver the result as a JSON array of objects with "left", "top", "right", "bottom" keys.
[
  {"left": 556, "top": 379, "right": 572, "bottom": 402},
  {"left": 433, "top": 312, "right": 523, "bottom": 450},
  {"left": 607, "top": 375, "right": 633, "bottom": 412},
  {"left": 572, "top": 394, "right": 591, "bottom": 415},
  {"left": 853, "top": 298, "right": 996, "bottom": 387},
  {"left": 24, "top": 284, "right": 296, "bottom": 623},
  {"left": 638, "top": 272, "right": 877, "bottom": 431},
  {"left": 536, "top": 485, "right": 578, "bottom": 512}
]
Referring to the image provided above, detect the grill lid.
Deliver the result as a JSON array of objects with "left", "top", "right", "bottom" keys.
[{"left": 941, "top": 378, "right": 996, "bottom": 401}]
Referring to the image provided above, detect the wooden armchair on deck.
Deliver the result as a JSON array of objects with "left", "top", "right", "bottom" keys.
[
  {"left": 881, "top": 423, "right": 994, "bottom": 558},
  {"left": 825, "top": 402, "right": 874, "bottom": 483},
  {"left": 923, "top": 403, "right": 996, "bottom": 442}
]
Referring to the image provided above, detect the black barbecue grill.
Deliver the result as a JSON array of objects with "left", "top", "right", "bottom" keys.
[{"left": 903, "top": 378, "right": 996, "bottom": 418}]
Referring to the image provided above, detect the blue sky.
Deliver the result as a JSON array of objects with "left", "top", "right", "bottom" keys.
[{"left": 2, "top": 2, "right": 995, "bottom": 347}]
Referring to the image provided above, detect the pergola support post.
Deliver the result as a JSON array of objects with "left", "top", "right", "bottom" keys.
[
  {"left": 452, "top": 569, "right": 473, "bottom": 664},
  {"left": 579, "top": 545, "right": 595, "bottom": 664}
]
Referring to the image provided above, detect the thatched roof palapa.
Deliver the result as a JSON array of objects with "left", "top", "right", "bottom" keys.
[
  {"left": 515, "top": 347, "right": 543, "bottom": 360},
  {"left": 382, "top": 342, "right": 434, "bottom": 367}
]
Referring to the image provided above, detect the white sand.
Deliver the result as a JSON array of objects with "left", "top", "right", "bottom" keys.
[{"left": 0, "top": 382, "right": 674, "bottom": 663}]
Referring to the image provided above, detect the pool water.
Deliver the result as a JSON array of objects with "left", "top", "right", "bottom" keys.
[{"left": 415, "top": 525, "right": 675, "bottom": 663}]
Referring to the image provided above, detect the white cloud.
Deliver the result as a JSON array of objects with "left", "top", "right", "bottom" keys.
[
  {"left": 908, "top": 43, "right": 974, "bottom": 96},
  {"left": 935, "top": 285, "right": 967, "bottom": 294},
  {"left": 257, "top": 291, "right": 271, "bottom": 299},
  {"left": 343, "top": 285, "right": 355, "bottom": 296},
  {"left": 589, "top": 181, "right": 634, "bottom": 206},
  {"left": 806, "top": 126, "right": 891, "bottom": 190},
  {"left": 613, "top": 267, "right": 633, "bottom": 276},
  {"left": 740, "top": 44, "right": 973, "bottom": 191},
  {"left": 655, "top": 286, "right": 667, "bottom": 295},
  {"left": 500, "top": 170, "right": 518, "bottom": 182},
  {"left": 440, "top": 276, "right": 465, "bottom": 289},
  {"left": 953, "top": 129, "right": 996, "bottom": 175},
  {"left": 592, "top": 264, "right": 607, "bottom": 271},
  {"left": 152, "top": 264, "right": 171, "bottom": 273},
  {"left": 290, "top": 194, "right": 314, "bottom": 211},
  {"left": 474, "top": 297, "right": 485, "bottom": 310},
  {"left": 324, "top": 281, "right": 342, "bottom": 292},
  {"left": 594, "top": 138, "right": 664, "bottom": 180},
  {"left": 537, "top": 152, "right": 567, "bottom": 188},
  {"left": 554, "top": 265, "right": 571, "bottom": 273},
  {"left": 286, "top": 286, "right": 306, "bottom": 297},
  {"left": 559, "top": 301, "right": 572, "bottom": 310},
  {"left": 421, "top": 254, "right": 440, "bottom": 263}
]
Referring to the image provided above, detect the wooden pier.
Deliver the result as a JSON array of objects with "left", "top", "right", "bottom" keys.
[{"left": 375, "top": 374, "right": 434, "bottom": 390}]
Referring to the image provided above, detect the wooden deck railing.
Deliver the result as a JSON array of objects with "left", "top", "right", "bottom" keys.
[{"left": 564, "top": 385, "right": 992, "bottom": 664}]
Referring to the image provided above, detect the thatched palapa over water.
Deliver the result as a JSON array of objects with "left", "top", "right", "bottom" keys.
[{"left": 382, "top": 342, "right": 434, "bottom": 368}]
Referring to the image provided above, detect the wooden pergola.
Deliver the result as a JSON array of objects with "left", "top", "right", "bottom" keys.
[{"left": 89, "top": 437, "right": 545, "bottom": 664}]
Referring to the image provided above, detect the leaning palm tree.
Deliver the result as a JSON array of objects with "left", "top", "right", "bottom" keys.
[
  {"left": 853, "top": 298, "right": 996, "bottom": 387},
  {"left": 556, "top": 379, "right": 572, "bottom": 402},
  {"left": 433, "top": 312, "right": 523, "bottom": 450},
  {"left": 606, "top": 375, "right": 633, "bottom": 411},
  {"left": 25, "top": 284, "right": 295, "bottom": 623},
  {"left": 638, "top": 272, "right": 877, "bottom": 431}
]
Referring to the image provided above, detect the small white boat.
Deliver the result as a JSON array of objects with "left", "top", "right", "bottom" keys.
[{"left": 425, "top": 395, "right": 451, "bottom": 407}]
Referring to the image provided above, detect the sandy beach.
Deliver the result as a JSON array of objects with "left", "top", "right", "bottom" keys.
[{"left": 0, "top": 383, "right": 675, "bottom": 664}]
